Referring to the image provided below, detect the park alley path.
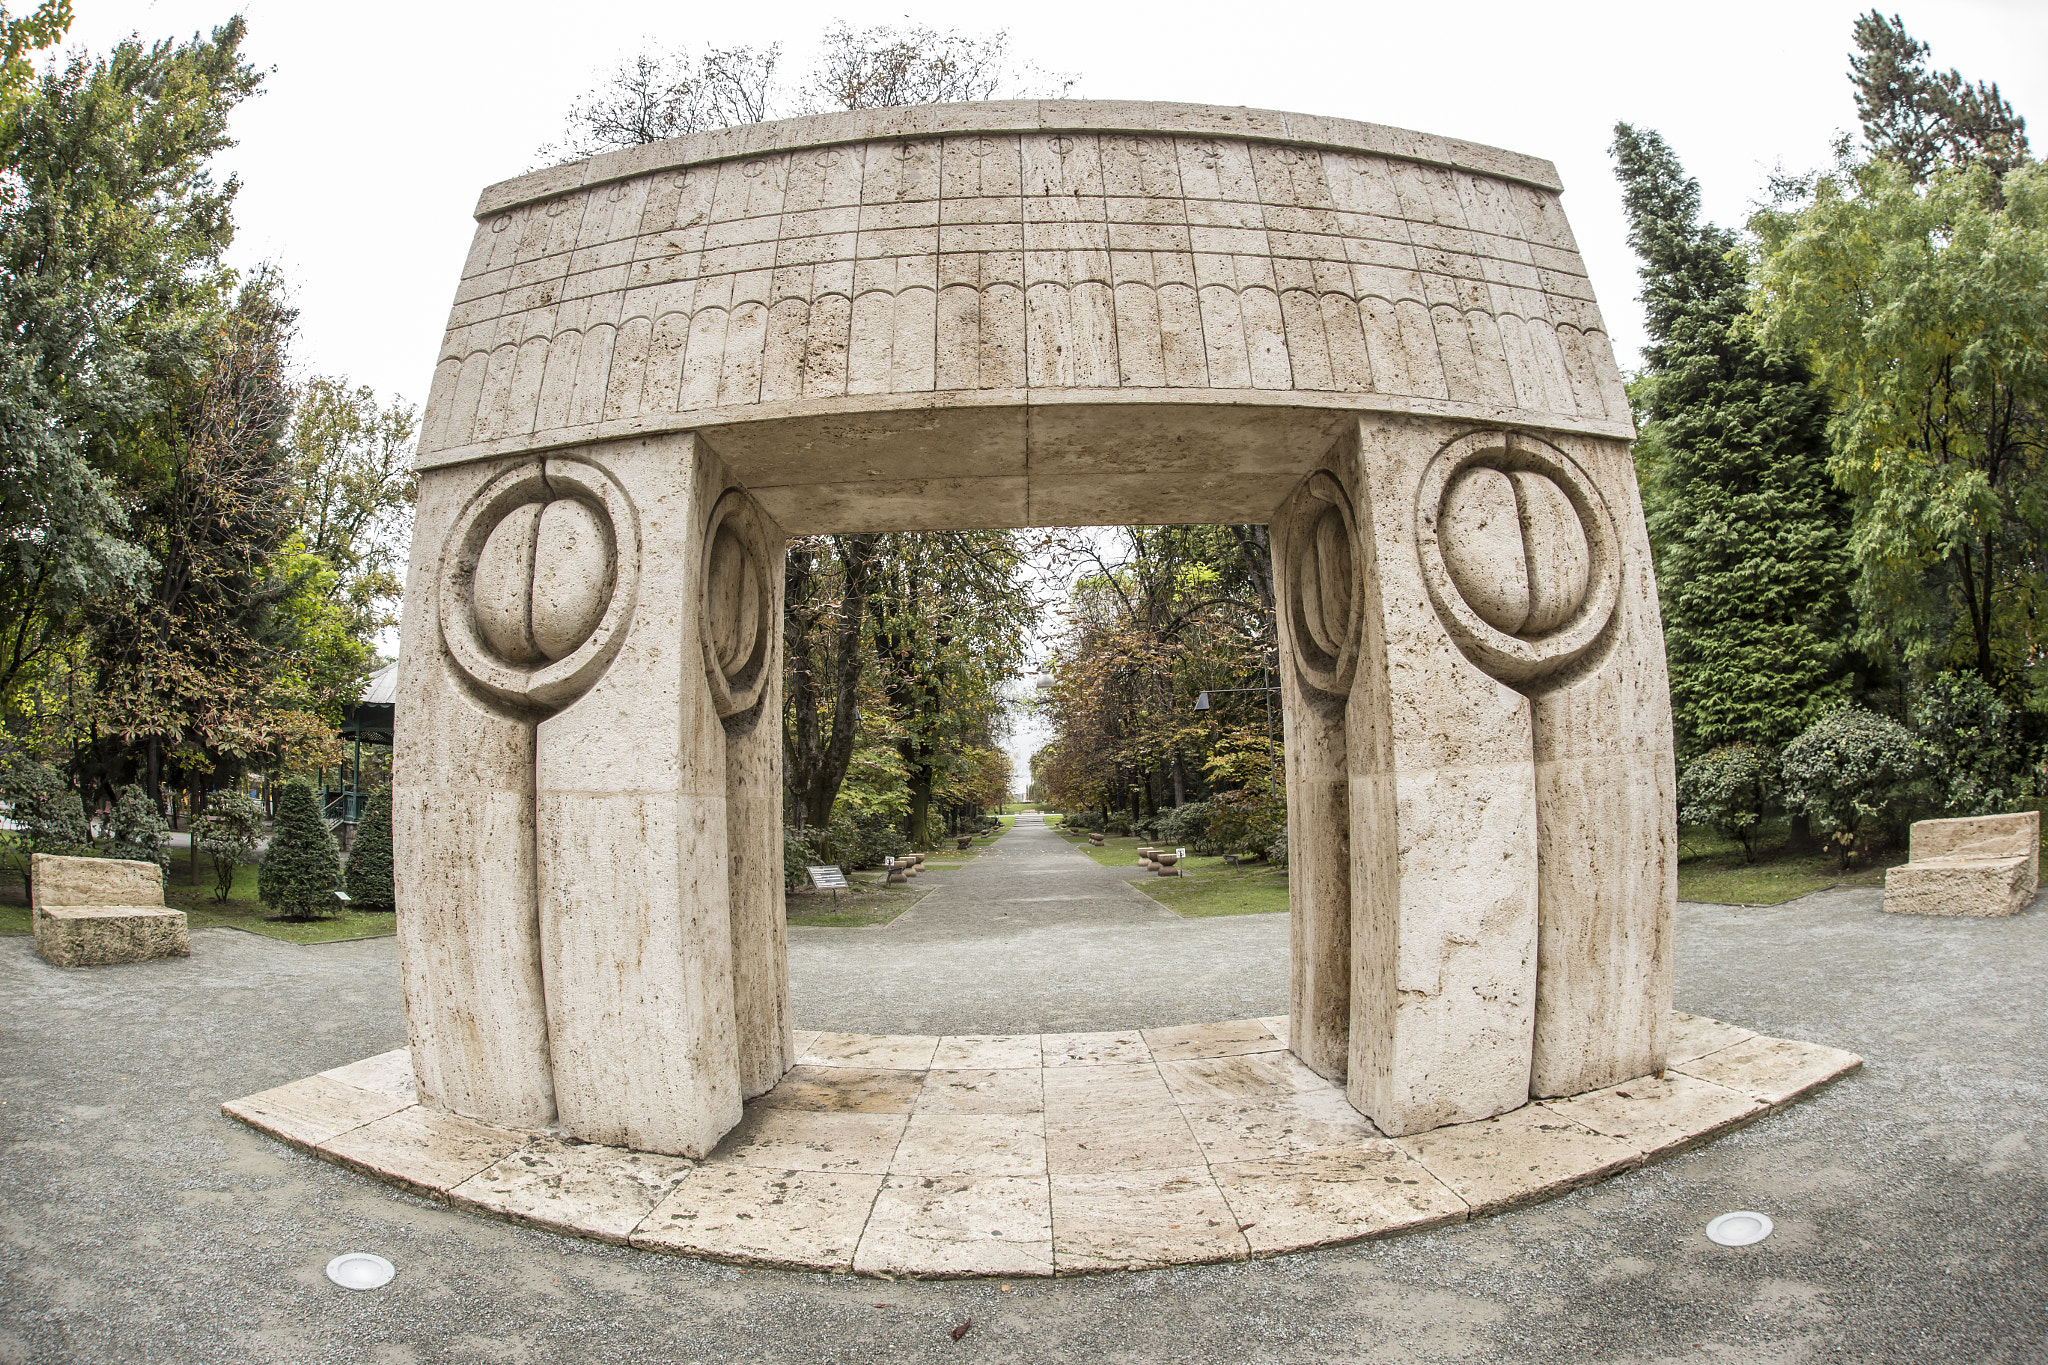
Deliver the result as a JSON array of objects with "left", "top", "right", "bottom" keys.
[{"left": 786, "top": 813, "right": 1289, "bottom": 1036}]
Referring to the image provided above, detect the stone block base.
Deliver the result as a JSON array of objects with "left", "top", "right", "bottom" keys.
[
  {"left": 35, "top": 905, "right": 190, "bottom": 967},
  {"left": 224, "top": 1013, "right": 1861, "bottom": 1277},
  {"left": 1883, "top": 856, "right": 2033, "bottom": 918}
]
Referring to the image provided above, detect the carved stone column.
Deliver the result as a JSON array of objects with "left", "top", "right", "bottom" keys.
[
  {"left": 396, "top": 434, "right": 793, "bottom": 1157},
  {"left": 1275, "top": 418, "right": 1672, "bottom": 1137}
]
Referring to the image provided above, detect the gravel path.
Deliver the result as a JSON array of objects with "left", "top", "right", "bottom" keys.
[
  {"left": 3, "top": 828, "right": 2046, "bottom": 1363},
  {"left": 788, "top": 813, "right": 1288, "bottom": 1034}
]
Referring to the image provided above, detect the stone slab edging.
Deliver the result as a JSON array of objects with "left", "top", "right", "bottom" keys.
[{"left": 223, "top": 1014, "right": 1859, "bottom": 1278}]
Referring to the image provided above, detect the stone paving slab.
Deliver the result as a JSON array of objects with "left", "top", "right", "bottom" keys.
[{"left": 222, "top": 1013, "right": 1861, "bottom": 1277}]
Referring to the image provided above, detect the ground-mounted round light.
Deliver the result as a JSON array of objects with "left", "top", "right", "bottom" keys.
[
  {"left": 1705, "top": 1211, "right": 1773, "bottom": 1247},
  {"left": 325, "top": 1252, "right": 396, "bottom": 1290}
]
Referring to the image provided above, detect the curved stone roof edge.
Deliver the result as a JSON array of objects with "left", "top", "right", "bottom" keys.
[{"left": 475, "top": 100, "right": 1564, "bottom": 219}]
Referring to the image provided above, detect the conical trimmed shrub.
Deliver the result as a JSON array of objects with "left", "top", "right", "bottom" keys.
[
  {"left": 258, "top": 781, "right": 344, "bottom": 917},
  {"left": 344, "top": 786, "right": 395, "bottom": 911}
]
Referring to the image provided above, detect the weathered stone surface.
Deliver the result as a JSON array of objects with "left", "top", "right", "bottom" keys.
[
  {"left": 1667, "top": 1012, "right": 1754, "bottom": 1066},
  {"left": 855, "top": 1175, "right": 1054, "bottom": 1278},
  {"left": 1041, "top": 1031, "right": 1150, "bottom": 1066},
  {"left": 239, "top": 1015, "right": 1855, "bottom": 1276},
  {"left": 1392, "top": 1105, "right": 1639, "bottom": 1216},
  {"left": 1537, "top": 1072, "right": 1763, "bottom": 1160},
  {"left": 222, "top": 1075, "right": 410, "bottom": 1153},
  {"left": 31, "top": 854, "right": 186, "bottom": 969},
  {"left": 33, "top": 907, "right": 188, "bottom": 969},
  {"left": 395, "top": 101, "right": 1681, "bottom": 1183},
  {"left": 1050, "top": 1167, "right": 1249, "bottom": 1271},
  {"left": 931, "top": 1035, "right": 1042, "bottom": 1069},
  {"left": 1672, "top": 1035, "right": 1863, "bottom": 1107},
  {"left": 1884, "top": 811, "right": 2039, "bottom": 918},
  {"left": 319, "top": 1106, "right": 528, "bottom": 1199},
  {"left": 451, "top": 1138, "right": 695, "bottom": 1244},
  {"left": 30, "top": 853, "right": 164, "bottom": 908},
  {"left": 753, "top": 1065, "right": 922, "bottom": 1114},
  {"left": 704, "top": 1107, "right": 906, "bottom": 1174},
  {"left": 320, "top": 1049, "right": 417, "bottom": 1103},
  {"left": 1141, "top": 1020, "right": 1284, "bottom": 1062},
  {"left": 1212, "top": 1144, "right": 1466, "bottom": 1254},
  {"left": 633, "top": 1166, "right": 882, "bottom": 1269}
]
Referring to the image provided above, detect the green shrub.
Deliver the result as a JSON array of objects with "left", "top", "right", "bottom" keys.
[
  {"left": 1154, "top": 800, "right": 1215, "bottom": 854},
  {"left": 344, "top": 786, "right": 395, "bottom": 910},
  {"left": 198, "top": 792, "right": 266, "bottom": 904},
  {"left": 258, "top": 781, "right": 345, "bottom": 917},
  {"left": 1677, "top": 743, "right": 1776, "bottom": 863},
  {"left": 103, "top": 785, "right": 168, "bottom": 877},
  {"left": 1781, "top": 707, "right": 1919, "bottom": 864},
  {"left": 1104, "top": 812, "right": 1133, "bottom": 836},
  {"left": 1208, "top": 787, "right": 1286, "bottom": 857},
  {"left": 784, "top": 826, "right": 813, "bottom": 890},
  {"left": 0, "top": 759, "right": 91, "bottom": 899},
  {"left": 1062, "top": 810, "right": 1104, "bottom": 832},
  {"left": 1913, "top": 672, "right": 2032, "bottom": 816}
]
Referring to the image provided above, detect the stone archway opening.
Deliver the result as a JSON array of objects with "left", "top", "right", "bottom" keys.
[{"left": 224, "top": 102, "right": 1861, "bottom": 1274}]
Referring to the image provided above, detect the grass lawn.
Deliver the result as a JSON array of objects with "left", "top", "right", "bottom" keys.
[
  {"left": 1, "top": 850, "right": 397, "bottom": 944},
  {"left": 1677, "top": 819, "right": 1904, "bottom": 905},
  {"left": 786, "top": 873, "right": 931, "bottom": 927},
  {"left": 999, "top": 802, "right": 1043, "bottom": 814},
  {"left": 1139, "top": 866, "right": 1289, "bottom": 918}
]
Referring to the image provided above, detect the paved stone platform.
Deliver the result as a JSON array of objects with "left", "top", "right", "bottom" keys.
[{"left": 224, "top": 1012, "right": 1858, "bottom": 1277}]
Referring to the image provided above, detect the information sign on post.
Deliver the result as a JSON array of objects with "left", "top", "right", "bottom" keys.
[{"left": 806, "top": 865, "right": 849, "bottom": 903}]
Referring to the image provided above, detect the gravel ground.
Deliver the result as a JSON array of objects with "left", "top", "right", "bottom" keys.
[{"left": 2, "top": 817, "right": 2045, "bottom": 1363}]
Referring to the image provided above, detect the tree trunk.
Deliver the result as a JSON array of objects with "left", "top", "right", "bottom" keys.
[
  {"left": 190, "top": 781, "right": 205, "bottom": 884},
  {"left": 1171, "top": 748, "right": 1186, "bottom": 807},
  {"left": 906, "top": 762, "right": 933, "bottom": 849},
  {"left": 1786, "top": 810, "right": 1815, "bottom": 853},
  {"left": 784, "top": 535, "right": 883, "bottom": 830}
]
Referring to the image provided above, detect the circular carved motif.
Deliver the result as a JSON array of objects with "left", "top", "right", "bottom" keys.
[
  {"left": 1417, "top": 432, "right": 1620, "bottom": 690},
  {"left": 1048, "top": 135, "right": 1075, "bottom": 157},
  {"left": 490, "top": 215, "right": 512, "bottom": 233},
  {"left": 742, "top": 159, "right": 766, "bottom": 178},
  {"left": 1282, "top": 472, "right": 1362, "bottom": 697},
  {"left": 438, "top": 460, "right": 639, "bottom": 712},
  {"left": 700, "top": 490, "right": 777, "bottom": 718}
]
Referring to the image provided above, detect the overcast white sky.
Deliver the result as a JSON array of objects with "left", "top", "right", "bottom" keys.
[{"left": 61, "top": 0, "right": 2048, "bottom": 791}]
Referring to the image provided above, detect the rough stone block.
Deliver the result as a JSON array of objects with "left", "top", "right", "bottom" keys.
[
  {"left": 31, "top": 852, "right": 186, "bottom": 969},
  {"left": 31, "top": 852, "right": 164, "bottom": 907},
  {"left": 1884, "top": 810, "right": 2039, "bottom": 917},
  {"left": 34, "top": 905, "right": 188, "bottom": 968},
  {"left": 1885, "top": 855, "right": 2034, "bottom": 918}
]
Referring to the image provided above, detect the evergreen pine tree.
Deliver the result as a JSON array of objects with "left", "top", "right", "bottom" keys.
[
  {"left": 258, "top": 781, "right": 344, "bottom": 917},
  {"left": 1610, "top": 124, "right": 1856, "bottom": 760},
  {"left": 343, "top": 785, "right": 395, "bottom": 911}
]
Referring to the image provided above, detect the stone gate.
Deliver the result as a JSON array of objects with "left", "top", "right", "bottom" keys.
[{"left": 394, "top": 100, "right": 1676, "bottom": 1159}]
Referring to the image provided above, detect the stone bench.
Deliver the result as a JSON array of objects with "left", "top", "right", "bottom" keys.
[
  {"left": 32, "top": 853, "right": 188, "bottom": 967},
  {"left": 1883, "top": 811, "right": 2040, "bottom": 918}
]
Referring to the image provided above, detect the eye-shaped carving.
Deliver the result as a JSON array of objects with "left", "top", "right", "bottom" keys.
[
  {"left": 1418, "top": 432, "right": 1619, "bottom": 691},
  {"left": 1282, "top": 471, "right": 1362, "bottom": 698},
  {"left": 473, "top": 499, "right": 614, "bottom": 665},
  {"left": 700, "top": 489, "right": 776, "bottom": 718},
  {"left": 1437, "top": 467, "right": 1589, "bottom": 638},
  {"left": 438, "top": 459, "right": 639, "bottom": 713}
]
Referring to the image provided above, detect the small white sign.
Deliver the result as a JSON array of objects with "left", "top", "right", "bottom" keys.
[{"left": 806, "top": 865, "right": 849, "bottom": 890}]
